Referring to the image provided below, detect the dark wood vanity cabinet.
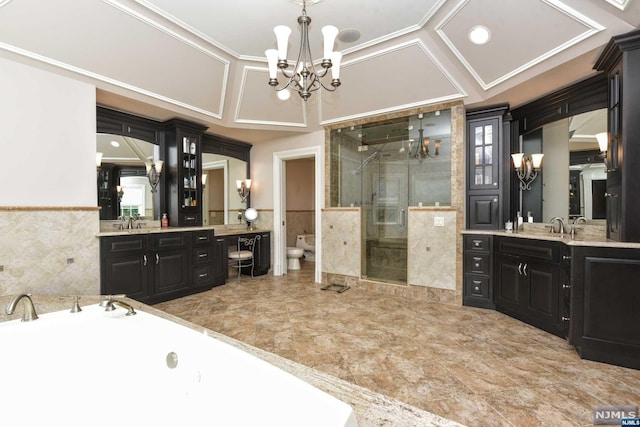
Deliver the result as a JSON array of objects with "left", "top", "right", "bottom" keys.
[
  {"left": 570, "top": 245, "right": 640, "bottom": 369},
  {"left": 494, "top": 237, "right": 568, "bottom": 338},
  {"left": 465, "top": 105, "right": 510, "bottom": 230},
  {"left": 463, "top": 234, "right": 494, "bottom": 309},
  {"left": 101, "top": 230, "right": 223, "bottom": 304},
  {"left": 594, "top": 28, "right": 640, "bottom": 242},
  {"left": 164, "top": 120, "right": 208, "bottom": 227}
]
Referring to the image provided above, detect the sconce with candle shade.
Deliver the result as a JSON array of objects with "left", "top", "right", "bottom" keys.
[
  {"left": 236, "top": 179, "right": 251, "bottom": 204},
  {"left": 116, "top": 185, "right": 124, "bottom": 203},
  {"left": 512, "top": 152, "right": 544, "bottom": 190},
  {"left": 145, "top": 160, "right": 164, "bottom": 194}
]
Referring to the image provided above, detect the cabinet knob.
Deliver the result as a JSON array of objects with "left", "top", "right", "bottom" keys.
[
  {"left": 604, "top": 192, "right": 618, "bottom": 198},
  {"left": 562, "top": 284, "right": 570, "bottom": 289},
  {"left": 562, "top": 255, "right": 571, "bottom": 261},
  {"left": 473, "top": 241, "right": 480, "bottom": 247},
  {"left": 143, "top": 254, "right": 147, "bottom": 266},
  {"left": 474, "top": 286, "right": 480, "bottom": 292},
  {"left": 156, "top": 253, "right": 160, "bottom": 264},
  {"left": 562, "top": 316, "right": 570, "bottom": 322}
]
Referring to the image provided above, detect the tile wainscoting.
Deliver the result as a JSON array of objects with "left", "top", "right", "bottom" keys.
[{"left": 0, "top": 207, "right": 100, "bottom": 296}]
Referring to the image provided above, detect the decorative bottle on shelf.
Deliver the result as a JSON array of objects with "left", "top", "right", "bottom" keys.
[{"left": 161, "top": 213, "right": 169, "bottom": 228}]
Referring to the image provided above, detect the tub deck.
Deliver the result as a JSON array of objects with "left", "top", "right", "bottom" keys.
[{"left": 0, "top": 295, "right": 463, "bottom": 427}]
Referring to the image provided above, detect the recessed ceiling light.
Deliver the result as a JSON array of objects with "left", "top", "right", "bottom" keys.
[
  {"left": 338, "top": 28, "right": 361, "bottom": 43},
  {"left": 468, "top": 25, "right": 491, "bottom": 45},
  {"left": 110, "top": 140, "right": 120, "bottom": 147}
]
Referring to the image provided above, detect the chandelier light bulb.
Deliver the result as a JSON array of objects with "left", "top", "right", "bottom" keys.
[
  {"left": 274, "top": 25, "right": 291, "bottom": 60},
  {"left": 321, "top": 25, "right": 339, "bottom": 59},
  {"left": 330, "top": 52, "right": 342, "bottom": 80},
  {"left": 277, "top": 89, "right": 291, "bottom": 101},
  {"left": 265, "top": 49, "right": 279, "bottom": 79}
]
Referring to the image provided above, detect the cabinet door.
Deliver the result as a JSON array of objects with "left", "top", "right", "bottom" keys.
[
  {"left": 152, "top": 249, "right": 189, "bottom": 296},
  {"left": 255, "top": 232, "right": 271, "bottom": 275},
  {"left": 102, "top": 255, "right": 148, "bottom": 301},
  {"left": 212, "top": 237, "right": 228, "bottom": 284},
  {"left": 495, "top": 255, "right": 522, "bottom": 309},
  {"left": 468, "top": 195, "right": 500, "bottom": 229},
  {"left": 525, "top": 261, "right": 560, "bottom": 327},
  {"left": 468, "top": 118, "right": 499, "bottom": 190}
]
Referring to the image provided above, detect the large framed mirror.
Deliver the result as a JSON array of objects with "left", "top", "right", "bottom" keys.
[
  {"left": 96, "top": 106, "right": 252, "bottom": 224},
  {"left": 510, "top": 74, "right": 608, "bottom": 224}
]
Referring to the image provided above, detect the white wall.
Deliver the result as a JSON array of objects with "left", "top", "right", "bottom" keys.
[
  {"left": 250, "top": 130, "right": 325, "bottom": 209},
  {"left": 0, "top": 57, "right": 96, "bottom": 206}
]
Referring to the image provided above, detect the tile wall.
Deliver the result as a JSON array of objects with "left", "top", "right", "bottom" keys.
[{"left": 0, "top": 208, "right": 100, "bottom": 296}]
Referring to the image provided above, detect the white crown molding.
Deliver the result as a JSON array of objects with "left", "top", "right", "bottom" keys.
[
  {"left": 0, "top": 41, "right": 223, "bottom": 120},
  {"left": 436, "top": 0, "right": 605, "bottom": 91},
  {"left": 234, "top": 66, "right": 308, "bottom": 128},
  {"left": 105, "top": 0, "right": 229, "bottom": 118},
  {"left": 602, "top": 0, "right": 631, "bottom": 11},
  {"left": 132, "top": 0, "right": 242, "bottom": 58},
  {"left": 318, "top": 39, "right": 467, "bottom": 126}
]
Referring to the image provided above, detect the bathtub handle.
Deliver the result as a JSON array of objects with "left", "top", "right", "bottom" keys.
[
  {"left": 156, "top": 253, "right": 160, "bottom": 265},
  {"left": 143, "top": 254, "right": 147, "bottom": 266}
]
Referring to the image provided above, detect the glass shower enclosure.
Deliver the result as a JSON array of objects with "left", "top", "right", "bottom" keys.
[{"left": 330, "top": 110, "right": 452, "bottom": 285}]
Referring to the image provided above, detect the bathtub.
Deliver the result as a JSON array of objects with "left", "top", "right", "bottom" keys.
[{"left": 0, "top": 303, "right": 357, "bottom": 427}]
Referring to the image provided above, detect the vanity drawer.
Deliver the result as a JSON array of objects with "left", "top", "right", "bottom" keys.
[
  {"left": 193, "top": 265, "right": 213, "bottom": 285},
  {"left": 192, "top": 230, "right": 214, "bottom": 246},
  {"left": 180, "top": 213, "right": 201, "bottom": 227},
  {"left": 193, "top": 247, "right": 211, "bottom": 265},
  {"left": 464, "top": 253, "right": 491, "bottom": 275},
  {"left": 464, "top": 235, "right": 492, "bottom": 252},
  {"left": 464, "top": 274, "right": 490, "bottom": 299}
]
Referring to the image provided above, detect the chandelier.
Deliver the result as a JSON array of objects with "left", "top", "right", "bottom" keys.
[
  {"left": 265, "top": 0, "right": 342, "bottom": 101},
  {"left": 412, "top": 113, "right": 440, "bottom": 163}
]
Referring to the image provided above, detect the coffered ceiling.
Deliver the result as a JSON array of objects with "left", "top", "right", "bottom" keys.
[{"left": 0, "top": 0, "right": 638, "bottom": 143}]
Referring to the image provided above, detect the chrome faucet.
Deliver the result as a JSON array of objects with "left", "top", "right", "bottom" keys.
[
  {"left": 550, "top": 217, "right": 566, "bottom": 235},
  {"left": 6, "top": 294, "right": 39, "bottom": 321},
  {"left": 100, "top": 296, "right": 136, "bottom": 316},
  {"left": 570, "top": 216, "right": 587, "bottom": 239}
]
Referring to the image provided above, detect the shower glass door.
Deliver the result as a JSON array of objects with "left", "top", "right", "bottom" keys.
[
  {"left": 361, "top": 142, "right": 409, "bottom": 284},
  {"left": 331, "top": 109, "right": 452, "bottom": 285}
]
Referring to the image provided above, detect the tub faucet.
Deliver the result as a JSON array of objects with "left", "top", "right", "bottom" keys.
[
  {"left": 550, "top": 217, "right": 566, "bottom": 235},
  {"left": 6, "top": 294, "right": 39, "bottom": 322},
  {"left": 100, "top": 297, "right": 136, "bottom": 316}
]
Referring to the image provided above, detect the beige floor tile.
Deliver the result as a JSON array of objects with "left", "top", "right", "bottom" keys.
[{"left": 156, "top": 264, "right": 639, "bottom": 427}]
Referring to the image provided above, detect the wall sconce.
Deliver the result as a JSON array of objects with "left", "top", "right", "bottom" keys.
[
  {"left": 201, "top": 173, "right": 208, "bottom": 188},
  {"left": 116, "top": 185, "right": 124, "bottom": 203},
  {"left": 236, "top": 179, "right": 251, "bottom": 204},
  {"left": 145, "top": 160, "right": 164, "bottom": 194},
  {"left": 511, "top": 152, "right": 544, "bottom": 190}
]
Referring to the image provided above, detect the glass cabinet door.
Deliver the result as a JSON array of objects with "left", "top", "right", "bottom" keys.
[
  {"left": 181, "top": 135, "right": 199, "bottom": 208},
  {"left": 469, "top": 118, "right": 499, "bottom": 190}
]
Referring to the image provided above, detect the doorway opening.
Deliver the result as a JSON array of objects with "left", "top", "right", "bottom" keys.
[{"left": 273, "top": 146, "right": 323, "bottom": 283}]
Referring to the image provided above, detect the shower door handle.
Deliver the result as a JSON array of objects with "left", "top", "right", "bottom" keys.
[{"left": 400, "top": 209, "right": 406, "bottom": 227}]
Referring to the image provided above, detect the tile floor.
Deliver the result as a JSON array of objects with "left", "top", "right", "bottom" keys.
[{"left": 155, "top": 263, "right": 640, "bottom": 427}]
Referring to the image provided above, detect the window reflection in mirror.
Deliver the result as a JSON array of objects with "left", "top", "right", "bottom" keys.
[
  {"left": 96, "top": 134, "right": 158, "bottom": 220},
  {"left": 532, "top": 108, "right": 606, "bottom": 224}
]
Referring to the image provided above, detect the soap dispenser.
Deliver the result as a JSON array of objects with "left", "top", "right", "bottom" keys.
[{"left": 161, "top": 213, "right": 169, "bottom": 228}]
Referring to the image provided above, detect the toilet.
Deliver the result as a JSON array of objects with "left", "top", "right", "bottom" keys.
[
  {"left": 296, "top": 234, "right": 315, "bottom": 261},
  {"left": 286, "top": 247, "right": 304, "bottom": 270}
]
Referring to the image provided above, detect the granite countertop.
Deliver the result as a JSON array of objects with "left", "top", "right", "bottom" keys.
[
  {"left": 0, "top": 295, "right": 463, "bottom": 427},
  {"left": 462, "top": 223, "right": 640, "bottom": 249},
  {"left": 97, "top": 224, "right": 270, "bottom": 237}
]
